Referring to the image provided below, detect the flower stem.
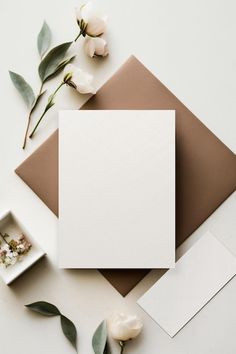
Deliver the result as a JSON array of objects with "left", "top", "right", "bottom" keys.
[
  {"left": 0, "top": 232, "right": 10, "bottom": 246},
  {"left": 38, "top": 82, "right": 44, "bottom": 96},
  {"left": 29, "top": 107, "right": 48, "bottom": 139},
  {"left": 29, "top": 82, "right": 65, "bottom": 139},
  {"left": 22, "top": 111, "right": 32, "bottom": 149},
  {"left": 119, "top": 341, "right": 125, "bottom": 354},
  {"left": 74, "top": 31, "right": 82, "bottom": 42},
  {"left": 22, "top": 82, "right": 44, "bottom": 149},
  {"left": 53, "top": 81, "right": 65, "bottom": 96}
]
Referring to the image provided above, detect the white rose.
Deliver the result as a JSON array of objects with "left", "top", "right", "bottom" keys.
[
  {"left": 84, "top": 37, "right": 108, "bottom": 58},
  {"left": 63, "top": 64, "right": 96, "bottom": 95},
  {"left": 76, "top": 2, "right": 107, "bottom": 37},
  {"left": 109, "top": 313, "right": 143, "bottom": 342}
]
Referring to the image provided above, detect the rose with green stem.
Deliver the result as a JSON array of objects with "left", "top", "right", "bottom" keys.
[{"left": 109, "top": 313, "right": 143, "bottom": 354}]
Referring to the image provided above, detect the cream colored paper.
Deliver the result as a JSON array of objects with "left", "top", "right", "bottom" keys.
[
  {"left": 59, "top": 110, "right": 175, "bottom": 268},
  {"left": 138, "top": 232, "right": 236, "bottom": 337}
]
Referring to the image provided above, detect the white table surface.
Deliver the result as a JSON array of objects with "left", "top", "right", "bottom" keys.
[{"left": 0, "top": 0, "right": 235, "bottom": 353}]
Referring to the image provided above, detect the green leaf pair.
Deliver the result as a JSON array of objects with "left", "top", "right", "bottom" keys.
[
  {"left": 37, "top": 20, "right": 74, "bottom": 83},
  {"left": 92, "top": 320, "right": 110, "bottom": 354},
  {"left": 25, "top": 301, "right": 77, "bottom": 352}
]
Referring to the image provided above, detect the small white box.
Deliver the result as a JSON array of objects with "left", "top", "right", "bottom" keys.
[
  {"left": 0, "top": 211, "right": 46, "bottom": 285},
  {"left": 59, "top": 110, "right": 175, "bottom": 268}
]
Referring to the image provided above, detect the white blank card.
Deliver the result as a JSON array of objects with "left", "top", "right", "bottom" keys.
[
  {"left": 59, "top": 110, "right": 175, "bottom": 268},
  {"left": 138, "top": 231, "right": 236, "bottom": 337}
]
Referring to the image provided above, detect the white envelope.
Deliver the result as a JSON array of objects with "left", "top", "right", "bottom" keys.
[
  {"left": 138, "top": 231, "right": 236, "bottom": 337},
  {"left": 59, "top": 110, "right": 175, "bottom": 268}
]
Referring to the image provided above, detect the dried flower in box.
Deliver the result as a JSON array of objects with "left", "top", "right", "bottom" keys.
[{"left": 0, "top": 232, "right": 32, "bottom": 268}]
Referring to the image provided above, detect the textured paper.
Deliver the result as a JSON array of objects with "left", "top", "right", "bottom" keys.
[
  {"left": 15, "top": 56, "right": 236, "bottom": 295},
  {"left": 138, "top": 232, "right": 236, "bottom": 337},
  {"left": 59, "top": 110, "right": 175, "bottom": 268}
]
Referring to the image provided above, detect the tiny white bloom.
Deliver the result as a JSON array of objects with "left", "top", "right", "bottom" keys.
[
  {"left": 76, "top": 2, "right": 107, "bottom": 37},
  {"left": 84, "top": 37, "right": 108, "bottom": 58},
  {"left": 63, "top": 64, "right": 96, "bottom": 94},
  {"left": 109, "top": 312, "right": 143, "bottom": 342}
]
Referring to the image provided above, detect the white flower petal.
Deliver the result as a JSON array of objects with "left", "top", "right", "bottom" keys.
[
  {"left": 75, "top": 2, "right": 93, "bottom": 22},
  {"left": 84, "top": 38, "right": 96, "bottom": 57},
  {"left": 109, "top": 312, "right": 143, "bottom": 342},
  {"left": 64, "top": 63, "right": 77, "bottom": 76},
  {"left": 86, "top": 16, "right": 107, "bottom": 36},
  {"left": 93, "top": 37, "right": 108, "bottom": 55},
  {"left": 75, "top": 2, "right": 107, "bottom": 36},
  {"left": 64, "top": 66, "right": 95, "bottom": 94},
  {"left": 76, "top": 84, "right": 95, "bottom": 94},
  {"left": 84, "top": 37, "right": 108, "bottom": 57},
  {"left": 80, "top": 2, "right": 94, "bottom": 21}
]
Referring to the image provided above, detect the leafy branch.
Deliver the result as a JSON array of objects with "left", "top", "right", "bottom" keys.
[
  {"left": 9, "top": 2, "right": 107, "bottom": 148},
  {"left": 9, "top": 21, "right": 75, "bottom": 149}
]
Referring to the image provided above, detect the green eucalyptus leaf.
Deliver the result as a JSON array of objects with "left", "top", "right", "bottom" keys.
[
  {"left": 37, "top": 21, "right": 52, "bottom": 58},
  {"left": 56, "top": 55, "right": 76, "bottom": 70},
  {"left": 92, "top": 320, "right": 108, "bottom": 354},
  {"left": 38, "top": 42, "right": 72, "bottom": 82},
  {"left": 25, "top": 301, "right": 61, "bottom": 316},
  {"left": 104, "top": 342, "right": 111, "bottom": 354},
  {"left": 31, "top": 90, "right": 47, "bottom": 113},
  {"left": 43, "top": 55, "right": 75, "bottom": 81},
  {"left": 9, "top": 71, "right": 35, "bottom": 109},
  {"left": 60, "top": 315, "right": 77, "bottom": 351}
]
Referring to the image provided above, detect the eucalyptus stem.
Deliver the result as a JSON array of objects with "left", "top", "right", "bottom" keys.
[
  {"left": 38, "top": 82, "right": 44, "bottom": 95},
  {"left": 29, "top": 81, "right": 65, "bottom": 139},
  {"left": 22, "top": 111, "right": 33, "bottom": 149},
  {"left": 22, "top": 82, "right": 44, "bottom": 149},
  {"left": 29, "top": 107, "right": 48, "bottom": 139},
  {"left": 26, "top": 30, "right": 82, "bottom": 142}
]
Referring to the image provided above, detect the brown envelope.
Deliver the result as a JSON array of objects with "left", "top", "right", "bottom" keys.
[{"left": 15, "top": 56, "right": 236, "bottom": 296}]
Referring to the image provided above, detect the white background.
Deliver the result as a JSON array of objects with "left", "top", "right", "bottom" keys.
[{"left": 0, "top": 0, "right": 236, "bottom": 353}]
